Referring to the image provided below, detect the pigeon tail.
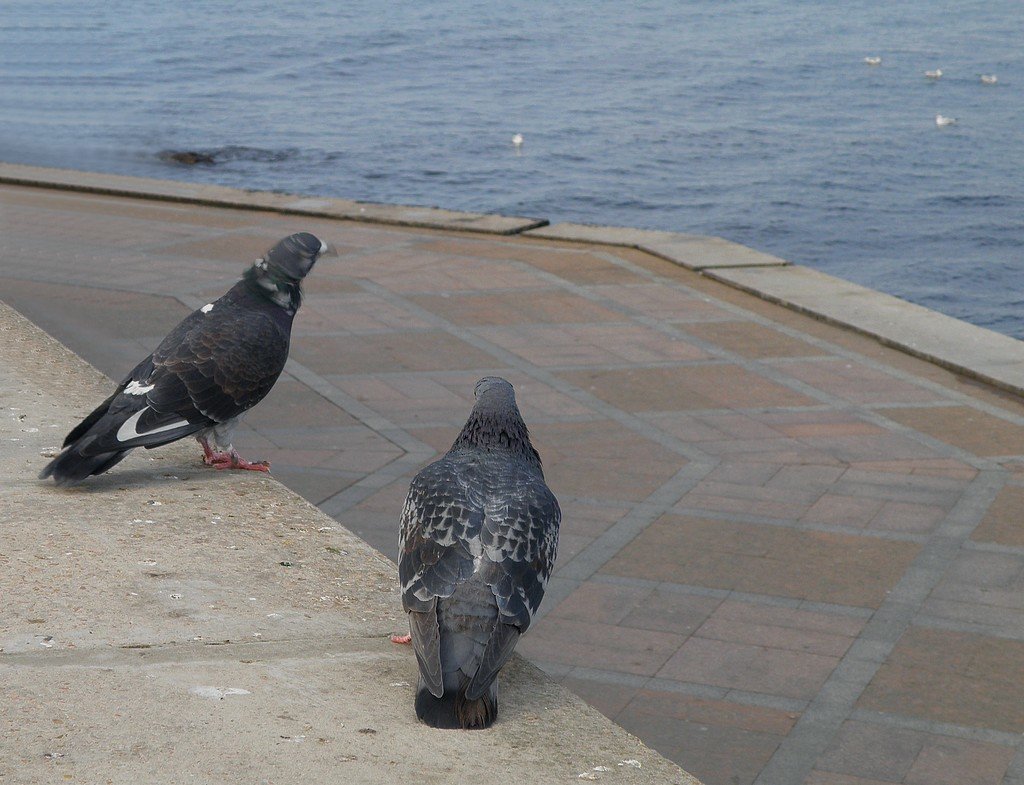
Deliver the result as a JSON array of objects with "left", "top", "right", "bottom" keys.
[
  {"left": 414, "top": 678, "right": 497, "bottom": 730},
  {"left": 39, "top": 443, "right": 130, "bottom": 486}
]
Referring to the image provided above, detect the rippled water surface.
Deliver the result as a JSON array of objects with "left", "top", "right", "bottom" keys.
[{"left": 2, "top": 2, "right": 1022, "bottom": 336}]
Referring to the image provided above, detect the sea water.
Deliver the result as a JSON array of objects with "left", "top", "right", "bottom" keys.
[{"left": 2, "top": 1, "right": 1022, "bottom": 336}]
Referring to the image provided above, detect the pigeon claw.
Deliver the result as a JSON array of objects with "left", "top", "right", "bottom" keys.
[
  {"left": 202, "top": 448, "right": 271, "bottom": 472},
  {"left": 390, "top": 634, "right": 413, "bottom": 645}
]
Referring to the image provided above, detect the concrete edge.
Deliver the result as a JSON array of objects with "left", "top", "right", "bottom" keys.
[
  {"left": 523, "top": 222, "right": 791, "bottom": 270},
  {"left": 704, "top": 264, "right": 1024, "bottom": 397},
  {"left": 0, "top": 162, "right": 548, "bottom": 236},
  {"left": 4, "top": 163, "right": 1022, "bottom": 399}
]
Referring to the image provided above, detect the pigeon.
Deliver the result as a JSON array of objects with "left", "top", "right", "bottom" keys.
[
  {"left": 396, "top": 377, "right": 560, "bottom": 729},
  {"left": 39, "top": 232, "right": 330, "bottom": 486}
]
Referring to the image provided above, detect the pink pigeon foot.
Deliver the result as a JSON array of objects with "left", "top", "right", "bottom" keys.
[
  {"left": 390, "top": 634, "right": 412, "bottom": 645},
  {"left": 198, "top": 438, "right": 270, "bottom": 472}
]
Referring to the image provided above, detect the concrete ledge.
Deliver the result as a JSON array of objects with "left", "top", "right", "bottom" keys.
[
  {"left": 0, "top": 162, "right": 547, "bottom": 236},
  {"left": 706, "top": 264, "right": 1024, "bottom": 396},
  {"left": 0, "top": 302, "right": 694, "bottom": 785},
  {"left": 524, "top": 222, "right": 790, "bottom": 270}
]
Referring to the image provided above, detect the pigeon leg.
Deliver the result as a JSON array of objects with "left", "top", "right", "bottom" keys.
[
  {"left": 390, "top": 634, "right": 412, "bottom": 645},
  {"left": 197, "top": 437, "right": 269, "bottom": 472}
]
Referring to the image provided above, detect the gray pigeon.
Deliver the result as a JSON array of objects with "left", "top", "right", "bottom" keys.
[
  {"left": 40, "top": 232, "right": 330, "bottom": 486},
  {"left": 397, "top": 376, "right": 560, "bottom": 729}
]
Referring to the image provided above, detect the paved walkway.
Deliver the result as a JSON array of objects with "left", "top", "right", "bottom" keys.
[{"left": 2, "top": 181, "right": 1024, "bottom": 785}]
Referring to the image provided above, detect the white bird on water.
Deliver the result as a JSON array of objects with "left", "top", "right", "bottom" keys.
[
  {"left": 935, "top": 114, "right": 957, "bottom": 127},
  {"left": 925, "top": 69, "right": 943, "bottom": 79},
  {"left": 512, "top": 133, "right": 523, "bottom": 147},
  {"left": 980, "top": 74, "right": 998, "bottom": 84},
  {"left": 864, "top": 56, "right": 882, "bottom": 66}
]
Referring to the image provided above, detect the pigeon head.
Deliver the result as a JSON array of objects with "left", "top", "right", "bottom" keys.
[
  {"left": 247, "top": 232, "right": 331, "bottom": 313},
  {"left": 260, "top": 232, "right": 330, "bottom": 282},
  {"left": 473, "top": 376, "right": 515, "bottom": 402}
]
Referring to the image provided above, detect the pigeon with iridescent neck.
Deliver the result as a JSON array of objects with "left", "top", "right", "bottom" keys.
[{"left": 40, "top": 232, "right": 330, "bottom": 486}]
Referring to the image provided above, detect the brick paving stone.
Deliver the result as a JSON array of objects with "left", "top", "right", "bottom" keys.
[
  {"left": 866, "top": 501, "right": 947, "bottom": 534},
  {"left": 657, "top": 635, "right": 841, "bottom": 700},
  {"left": 846, "top": 458, "right": 978, "bottom": 481},
  {"left": 858, "top": 627, "right": 1024, "bottom": 733},
  {"left": 815, "top": 719, "right": 926, "bottom": 781},
  {"left": 244, "top": 377, "right": 359, "bottom": 429},
  {"left": 802, "top": 494, "right": 886, "bottom": 528},
  {"left": 562, "top": 365, "right": 818, "bottom": 412},
  {"left": 522, "top": 250, "right": 649, "bottom": 285},
  {"left": 800, "top": 433, "right": 947, "bottom": 464},
  {"left": 804, "top": 773, "right": 898, "bottom": 785},
  {"left": 475, "top": 323, "right": 709, "bottom": 367},
  {"left": 904, "top": 734, "right": 1016, "bottom": 785},
  {"left": 602, "top": 514, "right": 920, "bottom": 607},
  {"left": 781, "top": 359, "right": 942, "bottom": 405},
  {"left": 675, "top": 478, "right": 823, "bottom": 520},
  {"left": 411, "top": 290, "right": 625, "bottom": 326},
  {"left": 333, "top": 371, "right": 594, "bottom": 426},
  {"left": 878, "top": 405, "right": 1024, "bottom": 457},
  {"left": 617, "top": 714, "right": 781, "bottom": 785},
  {"left": 294, "top": 331, "right": 498, "bottom": 374},
  {"left": 267, "top": 466, "right": 362, "bottom": 507},
  {"left": 546, "top": 582, "right": 653, "bottom": 626},
  {"left": 518, "top": 617, "right": 688, "bottom": 677},
  {"left": 617, "top": 690, "right": 796, "bottom": 785},
  {"left": 588, "top": 283, "right": 737, "bottom": 323},
  {"left": 683, "top": 320, "right": 825, "bottom": 359},
  {"left": 296, "top": 292, "right": 434, "bottom": 334},
  {"left": 972, "top": 484, "right": 1024, "bottom": 546},
  {"left": 559, "top": 676, "right": 641, "bottom": 719},
  {"left": 693, "top": 601, "right": 862, "bottom": 657},
  {"left": 619, "top": 589, "right": 723, "bottom": 637}
]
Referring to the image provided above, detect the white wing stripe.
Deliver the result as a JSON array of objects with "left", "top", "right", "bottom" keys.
[{"left": 115, "top": 408, "right": 189, "bottom": 443}]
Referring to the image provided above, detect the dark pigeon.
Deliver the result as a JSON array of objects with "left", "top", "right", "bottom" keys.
[
  {"left": 397, "top": 376, "right": 560, "bottom": 729},
  {"left": 40, "top": 232, "right": 330, "bottom": 486}
]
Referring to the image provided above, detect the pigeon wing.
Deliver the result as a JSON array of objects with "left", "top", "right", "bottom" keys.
[
  {"left": 399, "top": 458, "right": 485, "bottom": 697},
  {"left": 463, "top": 469, "right": 560, "bottom": 697},
  {"left": 479, "top": 469, "right": 561, "bottom": 630},
  {"left": 78, "top": 304, "right": 288, "bottom": 454}
]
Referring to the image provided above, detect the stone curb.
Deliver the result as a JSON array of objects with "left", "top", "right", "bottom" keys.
[
  {"left": 524, "top": 222, "right": 790, "bottom": 270},
  {"left": 0, "top": 162, "right": 547, "bottom": 236}
]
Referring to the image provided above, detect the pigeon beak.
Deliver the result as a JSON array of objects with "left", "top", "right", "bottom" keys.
[{"left": 317, "top": 240, "right": 339, "bottom": 260}]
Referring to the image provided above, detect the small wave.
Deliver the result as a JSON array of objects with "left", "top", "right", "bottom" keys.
[{"left": 931, "top": 194, "right": 1017, "bottom": 208}]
